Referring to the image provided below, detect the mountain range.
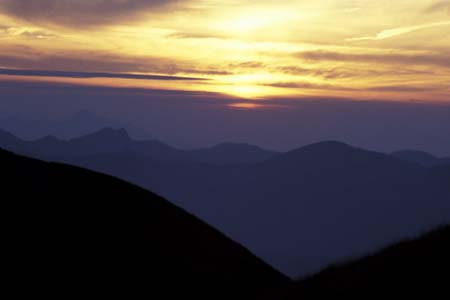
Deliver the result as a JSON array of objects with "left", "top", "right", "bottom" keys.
[
  {"left": 3, "top": 148, "right": 449, "bottom": 297},
  {"left": 1, "top": 128, "right": 449, "bottom": 277},
  {"left": 0, "top": 127, "right": 277, "bottom": 164},
  {"left": 0, "top": 110, "right": 156, "bottom": 141}
]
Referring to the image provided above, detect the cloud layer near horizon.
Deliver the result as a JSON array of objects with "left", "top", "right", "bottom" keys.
[{"left": 2, "top": 80, "right": 450, "bottom": 157}]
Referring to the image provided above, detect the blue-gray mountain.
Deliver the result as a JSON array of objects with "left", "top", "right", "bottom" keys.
[
  {"left": 0, "top": 127, "right": 277, "bottom": 165},
  {"left": 392, "top": 150, "right": 450, "bottom": 167}
]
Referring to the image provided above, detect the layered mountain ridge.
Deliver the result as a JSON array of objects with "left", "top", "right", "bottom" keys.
[{"left": 1, "top": 128, "right": 449, "bottom": 277}]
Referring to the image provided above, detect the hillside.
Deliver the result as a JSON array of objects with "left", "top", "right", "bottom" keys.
[
  {"left": 274, "top": 226, "right": 450, "bottom": 297},
  {"left": 1, "top": 148, "right": 287, "bottom": 298}
]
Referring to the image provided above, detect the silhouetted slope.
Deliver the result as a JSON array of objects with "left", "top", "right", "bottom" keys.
[
  {"left": 1, "top": 148, "right": 287, "bottom": 298},
  {"left": 277, "top": 226, "right": 450, "bottom": 297},
  {"left": 392, "top": 150, "right": 450, "bottom": 167}
]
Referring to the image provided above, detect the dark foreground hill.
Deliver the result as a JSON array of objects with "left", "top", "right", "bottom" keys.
[
  {"left": 1, "top": 148, "right": 287, "bottom": 298},
  {"left": 271, "top": 225, "right": 450, "bottom": 298}
]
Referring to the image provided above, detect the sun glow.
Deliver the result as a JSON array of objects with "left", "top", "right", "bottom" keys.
[
  {"left": 215, "top": 7, "right": 301, "bottom": 35},
  {"left": 221, "top": 85, "right": 268, "bottom": 98},
  {"left": 211, "top": 73, "right": 293, "bottom": 98},
  {"left": 227, "top": 102, "right": 264, "bottom": 109}
]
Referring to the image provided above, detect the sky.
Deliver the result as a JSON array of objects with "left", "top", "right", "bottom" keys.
[
  {"left": 2, "top": 80, "right": 450, "bottom": 156},
  {"left": 0, "top": 0, "right": 449, "bottom": 101},
  {"left": 1, "top": 1, "right": 450, "bottom": 156}
]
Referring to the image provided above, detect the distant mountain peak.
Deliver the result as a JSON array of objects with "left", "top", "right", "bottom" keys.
[
  {"left": 190, "top": 142, "right": 278, "bottom": 164},
  {"left": 392, "top": 150, "right": 437, "bottom": 160},
  {"left": 76, "top": 127, "right": 131, "bottom": 142},
  {"left": 212, "top": 142, "right": 264, "bottom": 150},
  {"left": 0, "top": 129, "right": 24, "bottom": 149},
  {"left": 0, "top": 128, "right": 18, "bottom": 139},
  {"left": 392, "top": 150, "right": 441, "bottom": 167},
  {"left": 36, "top": 135, "right": 61, "bottom": 143},
  {"left": 303, "top": 140, "right": 352, "bottom": 149},
  {"left": 289, "top": 140, "right": 354, "bottom": 155},
  {"left": 98, "top": 127, "right": 129, "bottom": 136},
  {"left": 267, "top": 141, "right": 384, "bottom": 167}
]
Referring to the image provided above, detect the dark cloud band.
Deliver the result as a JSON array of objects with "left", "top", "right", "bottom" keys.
[
  {"left": 0, "top": 0, "right": 180, "bottom": 27},
  {"left": 0, "top": 68, "right": 206, "bottom": 81}
]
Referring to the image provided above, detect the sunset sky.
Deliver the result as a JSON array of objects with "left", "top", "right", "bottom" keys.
[{"left": 1, "top": 0, "right": 449, "bottom": 101}]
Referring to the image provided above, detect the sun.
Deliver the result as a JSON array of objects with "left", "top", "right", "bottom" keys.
[
  {"left": 209, "top": 73, "right": 274, "bottom": 98},
  {"left": 230, "top": 16, "right": 267, "bottom": 33},
  {"left": 225, "top": 85, "right": 267, "bottom": 98},
  {"left": 214, "top": 7, "right": 297, "bottom": 35}
]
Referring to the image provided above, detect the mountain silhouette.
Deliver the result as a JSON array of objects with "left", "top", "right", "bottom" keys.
[
  {"left": 271, "top": 226, "right": 450, "bottom": 298},
  {"left": 0, "top": 110, "right": 130, "bottom": 140},
  {"left": 1, "top": 129, "right": 450, "bottom": 277},
  {"left": 392, "top": 150, "right": 450, "bottom": 167},
  {"left": 0, "top": 127, "right": 277, "bottom": 164},
  {"left": 190, "top": 142, "right": 278, "bottom": 164},
  {"left": 0, "top": 128, "right": 27, "bottom": 151},
  {"left": 1, "top": 148, "right": 287, "bottom": 298}
]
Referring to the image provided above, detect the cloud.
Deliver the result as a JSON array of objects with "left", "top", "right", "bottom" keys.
[
  {"left": 0, "top": 50, "right": 170, "bottom": 74},
  {"left": 176, "top": 68, "right": 232, "bottom": 76},
  {"left": 0, "top": 25, "right": 56, "bottom": 39},
  {"left": 264, "top": 81, "right": 449, "bottom": 95},
  {"left": 229, "top": 61, "right": 266, "bottom": 69},
  {"left": 425, "top": 1, "right": 450, "bottom": 14},
  {"left": 367, "top": 85, "right": 443, "bottom": 93},
  {"left": 295, "top": 50, "right": 450, "bottom": 69},
  {"left": 18, "top": 30, "right": 56, "bottom": 39},
  {"left": 168, "top": 32, "right": 229, "bottom": 40},
  {"left": 0, "top": 46, "right": 228, "bottom": 77},
  {"left": 347, "top": 21, "right": 450, "bottom": 41},
  {"left": 266, "top": 81, "right": 351, "bottom": 91},
  {"left": 276, "top": 65, "right": 433, "bottom": 79},
  {"left": 0, "top": 0, "right": 180, "bottom": 28},
  {"left": 0, "top": 68, "right": 206, "bottom": 81}
]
